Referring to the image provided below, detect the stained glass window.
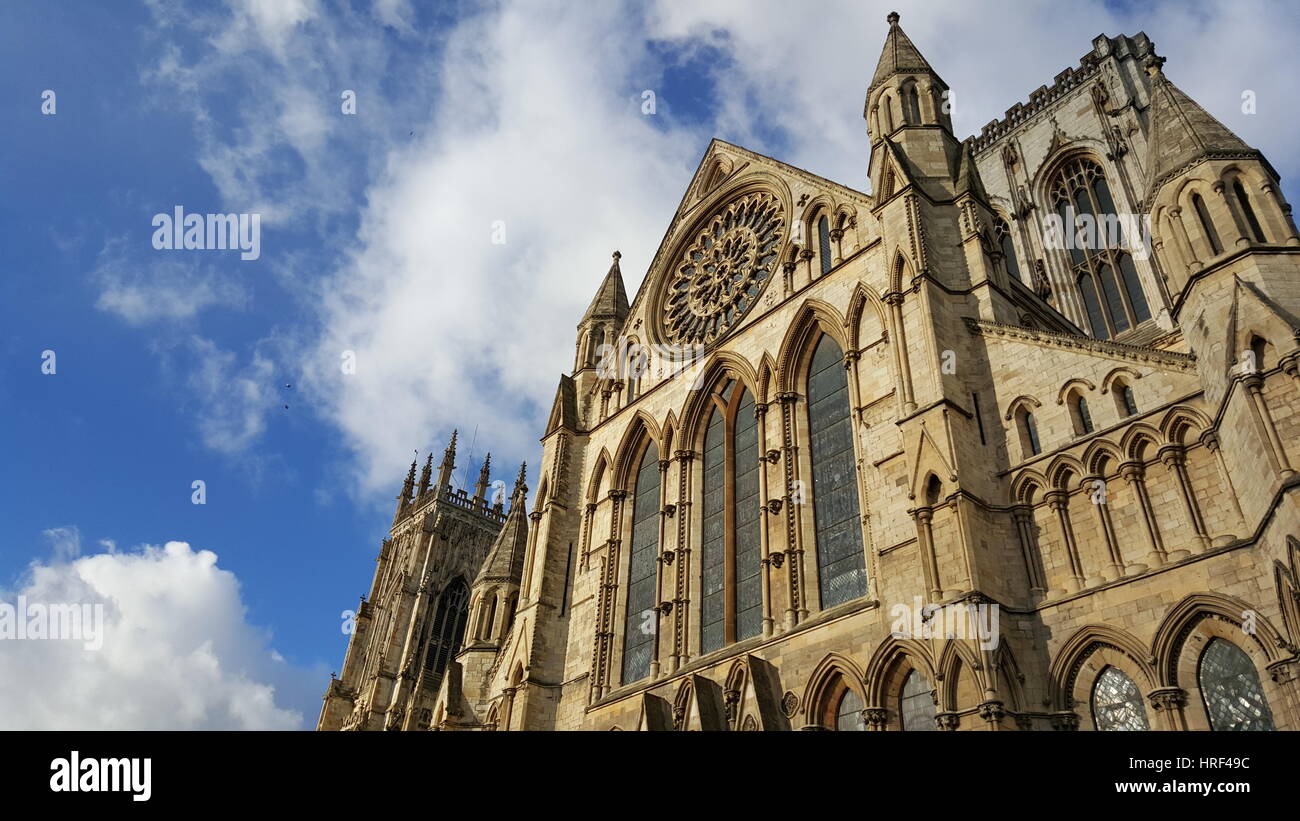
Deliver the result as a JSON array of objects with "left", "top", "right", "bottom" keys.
[
  {"left": 807, "top": 334, "right": 868, "bottom": 607},
  {"left": 818, "top": 215, "right": 833, "bottom": 275},
  {"left": 1050, "top": 158, "right": 1151, "bottom": 338},
  {"left": 900, "top": 670, "right": 937, "bottom": 731},
  {"left": 835, "top": 687, "right": 866, "bottom": 731},
  {"left": 423, "top": 578, "right": 469, "bottom": 694},
  {"left": 733, "top": 390, "right": 762, "bottom": 641},
  {"left": 1198, "top": 638, "right": 1275, "bottom": 731},
  {"left": 700, "top": 383, "right": 762, "bottom": 653},
  {"left": 1091, "top": 666, "right": 1149, "bottom": 731},
  {"left": 622, "top": 442, "right": 660, "bottom": 684},
  {"left": 699, "top": 410, "right": 726, "bottom": 654}
]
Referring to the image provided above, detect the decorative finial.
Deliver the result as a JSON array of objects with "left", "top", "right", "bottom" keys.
[
  {"left": 1144, "top": 54, "right": 1166, "bottom": 77},
  {"left": 612, "top": 250, "right": 621, "bottom": 261},
  {"left": 887, "top": 11, "right": 899, "bottom": 25},
  {"left": 515, "top": 461, "right": 527, "bottom": 490}
]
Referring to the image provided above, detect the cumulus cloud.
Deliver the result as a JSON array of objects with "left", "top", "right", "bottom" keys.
[{"left": 0, "top": 534, "right": 315, "bottom": 730}]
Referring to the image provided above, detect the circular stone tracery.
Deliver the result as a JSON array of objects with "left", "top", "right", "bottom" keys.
[{"left": 661, "top": 191, "right": 785, "bottom": 346}]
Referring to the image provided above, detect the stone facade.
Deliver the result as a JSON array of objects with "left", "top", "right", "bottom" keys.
[{"left": 319, "top": 14, "right": 1300, "bottom": 732}]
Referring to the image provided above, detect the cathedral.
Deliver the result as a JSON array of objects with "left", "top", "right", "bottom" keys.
[{"left": 318, "top": 13, "right": 1300, "bottom": 732}]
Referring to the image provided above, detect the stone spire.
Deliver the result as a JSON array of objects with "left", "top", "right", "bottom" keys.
[
  {"left": 394, "top": 457, "right": 417, "bottom": 522},
  {"left": 474, "top": 474, "right": 529, "bottom": 589},
  {"left": 1143, "top": 55, "right": 1259, "bottom": 204},
  {"left": 436, "top": 430, "right": 458, "bottom": 490},
  {"left": 474, "top": 452, "right": 492, "bottom": 501},
  {"left": 417, "top": 451, "right": 434, "bottom": 498},
  {"left": 581, "top": 251, "right": 630, "bottom": 326},
  {"left": 511, "top": 461, "right": 528, "bottom": 509},
  {"left": 869, "top": 12, "right": 943, "bottom": 95}
]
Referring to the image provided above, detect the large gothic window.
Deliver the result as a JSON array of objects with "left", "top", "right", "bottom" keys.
[
  {"left": 423, "top": 578, "right": 470, "bottom": 695},
  {"left": 1198, "top": 638, "right": 1275, "bottom": 731},
  {"left": 899, "top": 669, "right": 937, "bottom": 731},
  {"left": 1050, "top": 158, "right": 1151, "bottom": 339},
  {"left": 807, "top": 334, "right": 868, "bottom": 608},
  {"left": 700, "top": 380, "right": 763, "bottom": 655},
  {"left": 622, "top": 441, "right": 661, "bottom": 684},
  {"left": 821, "top": 677, "right": 866, "bottom": 731},
  {"left": 1090, "top": 666, "right": 1150, "bottom": 731}
]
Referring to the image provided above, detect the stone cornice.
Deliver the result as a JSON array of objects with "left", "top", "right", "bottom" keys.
[{"left": 965, "top": 318, "right": 1197, "bottom": 371}]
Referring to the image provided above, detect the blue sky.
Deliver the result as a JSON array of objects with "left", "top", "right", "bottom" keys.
[{"left": 2, "top": 0, "right": 1297, "bottom": 729}]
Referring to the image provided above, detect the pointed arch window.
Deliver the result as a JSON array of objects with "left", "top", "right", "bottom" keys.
[
  {"left": 1071, "top": 393, "right": 1094, "bottom": 435},
  {"left": 807, "top": 334, "right": 868, "bottom": 607},
  {"left": 1192, "top": 193, "right": 1223, "bottom": 256},
  {"left": 818, "top": 215, "right": 833, "bottom": 275},
  {"left": 901, "top": 81, "right": 921, "bottom": 125},
  {"left": 1050, "top": 158, "right": 1151, "bottom": 338},
  {"left": 1233, "top": 179, "right": 1267, "bottom": 243},
  {"left": 821, "top": 676, "right": 865, "bottom": 731},
  {"left": 423, "top": 578, "right": 470, "bottom": 694},
  {"left": 1115, "top": 382, "right": 1138, "bottom": 418},
  {"left": 993, "top": 216, "right": 1022, "bottom": 284},
  {"left": 1198, "top": 638, "right": 1274, "bottom": 731},
  {"left": 700, "top": 380, "right": 763, "bottom": 655},
  {"left": 899, "top": 669, "right": 938, "bottom": 731},
  {"left": 1017, "top": 408, "right": 1041, "bottom": 457},
  {"left": 1091, "top": 666, "right": 1150, "bottom": 731},
  {"left": 622, "top": 441, "right": 660, "bottom": 684}
]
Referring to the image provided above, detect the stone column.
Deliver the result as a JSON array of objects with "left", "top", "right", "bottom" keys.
[
  {"left": 1243, "top": 373, "right": 1295, "bottom": 478},
  {"left": 1148, "top": 687, "right": 1189, "bottom": 731},
  {"left": 1119, "top": 461, "right": 1169, "bottom": 567},
  {"left": 1012, "top": 505, "right": 1046, "bottom": 599},
  {"left": 884, "top": 292, "right": 916, "bottom": 412},
  {"left": 913, "top": 507, "right": 942, "bottom": 600},
  {"left": 1158, "top": 446, "right": 1210, "bottom": 553},
  {"left": 1046, "top": 490, "right": 1085, "bottom": 593},
  {"left": 1085, "top": 474, "right": 1129, "bottom": 580}
]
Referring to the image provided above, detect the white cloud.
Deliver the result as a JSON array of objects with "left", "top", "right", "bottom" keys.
[
  {"left": 185, "top": 336, "right": 278, "bottom": 455},
  {"left": 92, "top": 238, "right": 249, "bottom": 325},
  {"left": 0, "top": 535, "right": 314, "bottom": 730}
]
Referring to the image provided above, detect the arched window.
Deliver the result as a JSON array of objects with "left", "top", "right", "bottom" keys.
[
  {"left": 1091, "top": 666, "right": 1149, "bottom": 731},
  {"left": 700, "top": 381, "right": 763, "bottom": 655},
  {"left": 807, "top": 334, "right": 868, "bottom": 608},
  {"left": 899, "top": 669, "right": 937, "bottom": 731},
  {"left": 881, "top": 96, "right": 895, "bottom": 133},
  {"left": 587, "top": 326, "right": 605, "bottom": 368},
  {"left": 1233, "top": 179, "right": 1267, "bottom": 243},
  {"left": 994, "top": 216, "right": 1022, "bottom": 284},
  {"left": 1192, "top": 193, "right": 1222, "bottom": 256},
  {"left": 423, "top": 578, "right": 470, "bottom": 694},
  {"left": 821, "top": 676, "right": 866, "bottom": 731},
  {"left": 901, "top": 81, "right": 921, "bottom": 125},
  {"left": 1249, "top": 335, "right": 1270, "bottom": 372},
  {"left": 1072, "top": 394, "right": 1094, "bottom": 435},
  {"left": 1115, "top": 383, "right": 1138, "bottom": 417},
  {"left": 1017, "top": 408, "right": 1041, "bottom": 457},
  {"left": 622, "top": 440, "right": 660, "bottom": 684},
  {"left": 818, "top": 215, "right": 833, "bottom": 275},
  {"left": 1198, "top": 638, "right": 1275, "bottom": 731},
  {"left": 1050, "top": 158, "right": 1151, "bottom": 338},
  {"left": 483, "top": 595, "right": 498, "bottom": 640}
]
